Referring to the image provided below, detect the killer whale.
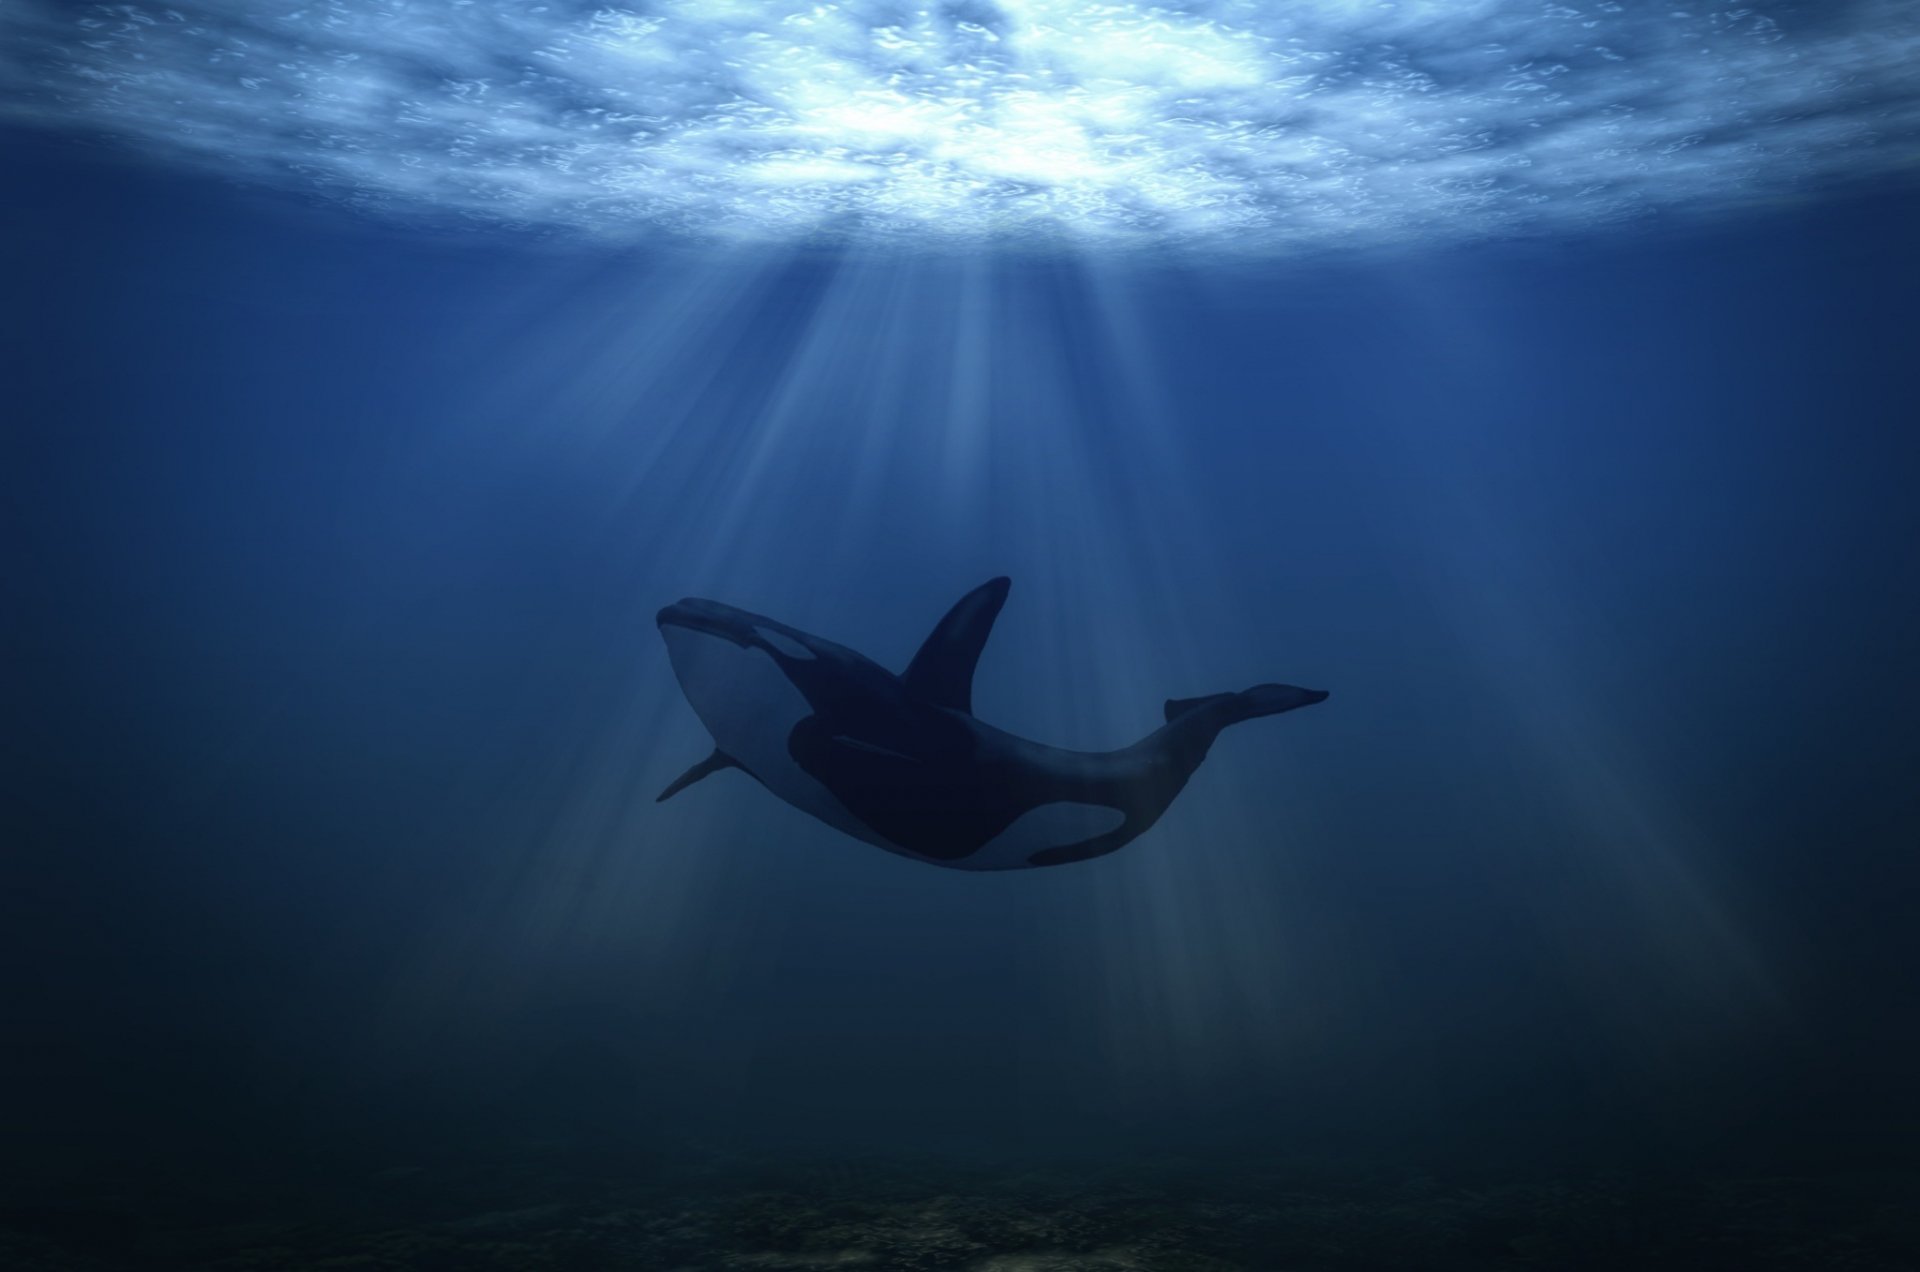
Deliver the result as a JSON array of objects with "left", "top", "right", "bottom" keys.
[{"left": 657, "top": 577, "right": 1326, "bottom": 871}]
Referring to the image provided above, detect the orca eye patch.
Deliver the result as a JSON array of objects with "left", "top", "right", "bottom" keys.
[{"left": 755, "top": 627, "right": 815, "bottom": 661}]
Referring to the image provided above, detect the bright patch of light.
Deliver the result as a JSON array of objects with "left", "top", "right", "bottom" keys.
[{"left": 2, "top": 1, "right": 1917, "bottom": 250}]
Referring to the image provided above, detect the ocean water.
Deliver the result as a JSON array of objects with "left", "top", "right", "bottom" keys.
[{"left": 5, "top": 3, "right": 1920, "bottom": 1267}]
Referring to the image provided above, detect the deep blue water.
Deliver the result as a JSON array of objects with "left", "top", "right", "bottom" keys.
[{"left": 4, "top": 131, "right": 1919, "bottom": 1264}]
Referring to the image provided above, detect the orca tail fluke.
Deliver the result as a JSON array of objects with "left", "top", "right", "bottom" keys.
[
  {"left": 1165, "top": 685, "right": 1328, "bottom": 726},
  {"left": 657, "top": 748, "right": 741, "bottom": 802},
  {"left": 1163, "top": 692, "right": 1236, "bottom": 723},
  {"left": 1233, "top": 684, "right": 1329, "bottom": 720}
]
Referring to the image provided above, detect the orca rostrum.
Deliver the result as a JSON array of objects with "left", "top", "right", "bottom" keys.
[{"left": 657, "top": 577, "right": 1326, "bottom": 870}]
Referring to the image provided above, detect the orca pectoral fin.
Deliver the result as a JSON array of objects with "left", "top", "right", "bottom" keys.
[{"left": 656, "top": 748, "right": 741, "bottom": 802}]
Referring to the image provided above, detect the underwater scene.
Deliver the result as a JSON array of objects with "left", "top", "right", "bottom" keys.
[{"left": 4, "top": 2, "right": 1919, "bottom": 1268}]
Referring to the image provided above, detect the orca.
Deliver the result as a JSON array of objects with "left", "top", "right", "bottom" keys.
[{"left": 657, "top": 578, "right": 1326, "bottom": 871}]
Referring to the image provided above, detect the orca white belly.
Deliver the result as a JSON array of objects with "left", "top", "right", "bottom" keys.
[{"left": 661, "top": 626, "right": 891, "bottom": 852}]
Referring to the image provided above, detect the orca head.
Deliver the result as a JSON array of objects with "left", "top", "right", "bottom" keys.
[
  {"left": 657, "top": 598, "right": 830, "bottom": 758},
  {"left": 657, "top": 598, "right": 822, "bottom": 667},
  {"left": 655, "top": 597, "right": 903, "bottom": 852},
  {"left": 1238, "top": 683, "right": 1330, "bottom": 717}
]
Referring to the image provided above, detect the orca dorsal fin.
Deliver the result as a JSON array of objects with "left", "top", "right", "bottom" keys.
[
  {"left": 656, "top": 749, "right": 741, "bottom": 802},
  {"left": 902, "top": 577, "right": 1011, "bottom": 714},
  {"left": 1164, "top": 692, "right": 1234, "bottom": 723}
]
